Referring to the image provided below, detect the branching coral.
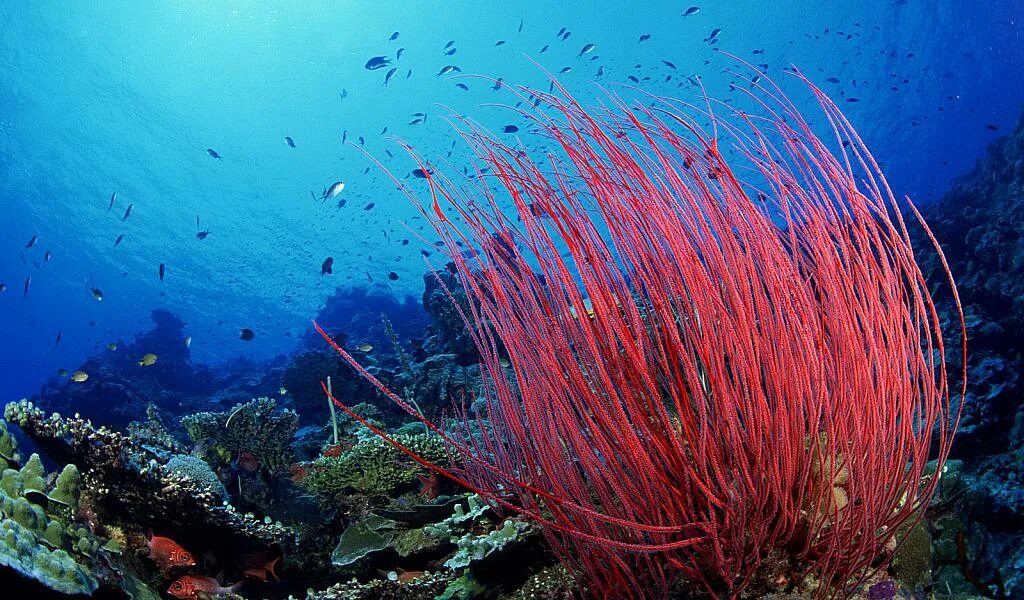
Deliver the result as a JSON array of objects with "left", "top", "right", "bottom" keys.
[{"left": 316, "top": 66, "right": 967, "bottom": 599}]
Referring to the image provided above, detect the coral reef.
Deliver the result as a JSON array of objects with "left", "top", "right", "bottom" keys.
[
  {"left": 0, "top": 420, "right": 103, "bottom": 595},
  {"left": 181, "top": 397, "right": 298, "bottom": 474},
  {"left": 298, "top": 433, "right": 446, "bottom": 502},
  {"left": 4, "top": 401, "right": 293, "bottom": 549}
]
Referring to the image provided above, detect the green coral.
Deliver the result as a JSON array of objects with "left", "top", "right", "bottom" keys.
[
  {"left": 422, "top": 494, "right": 534, "bottom": 599},
  {"left": 0, "top": 419, "right": 20, "bottom": 468},
  {"left": 0, "top": 428, "right": 99, "bottom": 595},
  {"left": 442, "top": 519, "right": 530, "bottom": 570},
  {"left": 182, "top": 397, "right": 298, "bottom": 473},
  {"left": 331, "top": 515, "right": 398, "bottom": 566},
  {"left": 48, "top": 464, "right": 82, "bottom": 509},
  {"left": 0, "top": 520, "right": 98, "bottom": 595},
  {"left": 300, "top": 433, "right": 446, "bottom": 498}
]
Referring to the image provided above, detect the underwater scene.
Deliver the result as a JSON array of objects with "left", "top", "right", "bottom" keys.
[{"left": 1, "top": 1, "right": 1023, "bottom": 599}]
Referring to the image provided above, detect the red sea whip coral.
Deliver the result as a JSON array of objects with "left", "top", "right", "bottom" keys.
[{"left": 315, "top": 69, "right": 966, "bottom": 598}]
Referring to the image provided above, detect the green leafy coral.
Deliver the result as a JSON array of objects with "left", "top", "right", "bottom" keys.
[
  {"left": 421, "top": 494, "right": 535, "bottom": 599},
  {"left": 181, "top": 397, "right": 298, "bottom": 473},
  {"left": 299, "top": 433, "right": 446, "bottom": 499}
]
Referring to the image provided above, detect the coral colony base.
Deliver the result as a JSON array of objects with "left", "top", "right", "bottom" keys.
[{"left": 315, "top": 71, "right": 966, "bottom": 599}]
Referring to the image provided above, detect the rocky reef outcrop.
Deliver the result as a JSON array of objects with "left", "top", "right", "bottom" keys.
[{"left": 916, "top": 108, "right": 1024, "bottom": 598}]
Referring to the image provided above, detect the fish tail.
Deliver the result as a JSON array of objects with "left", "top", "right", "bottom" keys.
[{"left": 266, "top": 557, "right": 281, "bottom": 581}]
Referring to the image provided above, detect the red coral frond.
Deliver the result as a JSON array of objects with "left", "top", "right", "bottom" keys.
[{"left": 316, "top": 69, "right": 965, "bottom": 599}]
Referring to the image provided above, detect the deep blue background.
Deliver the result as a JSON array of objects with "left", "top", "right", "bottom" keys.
[{"left": 1, "top": 1, "right": 1021, "bottom": 402}]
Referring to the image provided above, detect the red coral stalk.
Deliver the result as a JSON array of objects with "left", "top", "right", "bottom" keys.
[{"left": 316, "top": 67, "right": 965, "bottom": 599}]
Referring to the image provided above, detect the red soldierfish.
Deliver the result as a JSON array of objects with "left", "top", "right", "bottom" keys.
[
  {"left": 148, "top": 534, "right": 196, "bottom": 569},
  {"left": 240, "top": 553, "right": 280, "bottom": 582},
  {"left": 167, "top": 575, "right": 241, "bottom": 599}
]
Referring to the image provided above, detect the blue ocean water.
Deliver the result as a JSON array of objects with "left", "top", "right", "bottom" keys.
[{"left": 0, "top": 0, "right": 1020, "bottom": 402}]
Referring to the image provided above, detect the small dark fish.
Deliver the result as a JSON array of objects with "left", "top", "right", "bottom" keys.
[
  {"left": 502, "top": 125, "right": 519, "bottom": 134},
  {"left": 540, "top": 44, "right": 549, "bottom": 54},
  {"left": 389, "top": 31, "right": 399, "bottom": 41},
  {"left": 159, "top": 263, "right": 165, "bottom": 281},
  {"left": 91, "top": 287, "right": 103, "bottom": 301},
  {"left": 55, "top": 331, "right": 62, "bottom": 346},
  {"left": 436, "top": 65, "right": 461, "bottom": 77},
  {"left": 492, "top": 78, "right": 503, "bottom": 91},
  {"left": 443, "top": 40, "right": 455, "bottom": 49},
  {"left": 239, "top": 328, "right": 255, "bottom": 341},
  {"left": 381, "top": 126, "right": 388, "bottom": 135},
  {"left": 559, "top": 66, "right": 572, "bottom": 74},
  {"left": 0, "top": 283, "right": 6, "bottom": 293},
  {"left": 122, "top": 203, "right": 134, "bottom": 222},
  {"left": 444, "top": 47, "right": 457, "bottom": 56},
  {"left": 683, "top": 6, "right": 700, "bottom": 17},
  {"left": 206, "top": 148, "right": 222, "bottom": 159},
  {"left": 387, "top": 271, "right": 399, "bottom": 281},
  {"left": 284, "top": 136, "right": 295, "bottom": 148},
  {"left": 196, "top": 215, "right": 211, "bottom": 239},
  {"left": 342, "top": 130, "right": 348, "bottom": 144},
  {"left": 518, "top": 19, "right": 523, "bottom": 33},
  {"left": 25, "top": 235, "right": 38, "bottom": 249},
  {"left": 44, "top": 250, "right": 52, "bottom": 262},
  {"left": 847, "top": 97, "right": 859, "bottom": 103},
  {"left": 396, "top": 47, "right": 405, "bottom": 60},
  {"left": 560, "top": 30, "right": 571, "bottom": 41},
  {"left": 455, "top": 83, "right": 469, "bottom": 91},
  {"left": 638, "top": 34, "right": 651, "bottom": 43},
  {"left": 108, "top": 192, "right": 117, "bottom": 210},
  {"left": 364, "top": 202, "right": 375, "bottom": 211},
  {"left": 825, "top": 77, "right": 840, "bottom": 83},
  {"left": 321, "top": 256, "right": 334, "bottom": 276},
  {"left": 339, "top": 88, "right": 348, "bottom": 100},
  {"left": 358, "top": 136, "right": 365, "bottom": 146},
  {"left": 23, "top": 276, "right": 30, "bottom": 297},
  {"left": 406, "top": 69, "right": 412, "bottom": 79},
  {"left": 114, "top": 234, "right": 125, "bottom": 247},
  {"left": 556, "top": 27, "right": 566, "bottom": 37},
  {"left": 985, "top": 123, "right": 1000, "bottom": 131},
  {"left": 705, "top": 28, "right": 721, "bottom": 42},
  {"left": 365, "top": 56, "right": 390, "bottom": 70},
  {"left": 495, "top": 40, "right": 506, "bottom": 46},
  {"left": 383, "top": 67, "right": 398, "bottom": 86},
  {"left": 577, "top": 43, "right": 595, "bottom": 59},
  {"left": 662, "top": 60, "right": 677, "bottom": 70},
  {"left": 411, "top": 168, "right": 433, "bottom": 178}
]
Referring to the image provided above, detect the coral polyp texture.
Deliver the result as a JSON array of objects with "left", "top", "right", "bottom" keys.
[{"left": 318, "top": 72, "right": 966, "bottom": 598}]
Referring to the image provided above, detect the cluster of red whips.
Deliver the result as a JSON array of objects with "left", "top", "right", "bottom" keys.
[{"left": 315, "top": 67, "right": 965, "bottom": 599}]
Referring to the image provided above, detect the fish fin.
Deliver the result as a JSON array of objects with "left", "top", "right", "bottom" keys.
[{"left": 266, "top": 556, "right": 281, "bottom": 581}]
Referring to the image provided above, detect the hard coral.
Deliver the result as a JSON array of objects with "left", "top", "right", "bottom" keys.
[
  {"left": 299, "top": 433, "right": 446, "bottom": 500},
  {"left": 181, "top": 397, "right": 298, "bottom": 473}
]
